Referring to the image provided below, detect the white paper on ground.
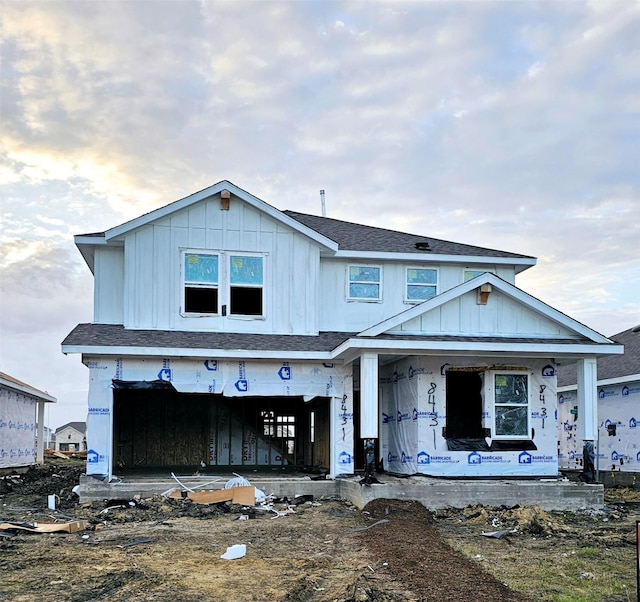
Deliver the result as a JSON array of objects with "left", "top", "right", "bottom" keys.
[{"left": 221, "top": 544, "right": 246, "bottom": 560}]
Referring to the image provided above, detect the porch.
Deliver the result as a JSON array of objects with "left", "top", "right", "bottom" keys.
[{"left": 78, "top": 470, "right": 604, "bottom": 511}]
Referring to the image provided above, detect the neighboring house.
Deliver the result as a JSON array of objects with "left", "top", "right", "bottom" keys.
[
  {"left": 61, "top": 181, "right": 622, "bottom": 482},
  {"left": 558, "top": 326, "right": 640, "bottom": 485},
  {"left": 0, "top": 372, "right": 56, "bottom": 470},
  {"left": 55, "top": 422, "right": 87, "bottom": 452}
]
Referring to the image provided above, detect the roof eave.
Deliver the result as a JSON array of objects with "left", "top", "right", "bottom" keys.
[
  {"left": 331, "top": 338, "right": 624, "bottom": 363},
  {"left": 0, "top": 377, "right": 57, "bottom": 403},
  {"left": 333, "top": 250, "right": 536, "bottom": 267},
  {"left": 62, "top": 344, "right": 334, "bottom": 361}
]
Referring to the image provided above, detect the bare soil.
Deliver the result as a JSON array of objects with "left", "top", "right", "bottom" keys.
[{"left": 1, "top": 460, "right": 638, "bottom": 602}]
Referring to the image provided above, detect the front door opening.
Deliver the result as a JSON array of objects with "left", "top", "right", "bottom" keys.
[{"left": 445, "top": 371, "right": 488, "bottom": 450}]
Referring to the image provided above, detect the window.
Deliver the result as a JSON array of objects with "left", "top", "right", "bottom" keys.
[
  {"left": 229, "top": 255, "right": 263, "bottom": 316},
  {"left": 182, "top": 251, "right": 264, "bottom": 318},
  {"left": 492, "top": 372, "right": 529, "bottom": 439},
  {"left": 184, "top": 253, "right": 219, "bottom": 314},
  {"left": 463, "top": 270, "right": 485, "bottom": 282},
  {"left": 348, "top": 265, "right": 381, "bottom": 301},
  {"left": 406, "top": 267, "right": 437, "bottom": 302}
]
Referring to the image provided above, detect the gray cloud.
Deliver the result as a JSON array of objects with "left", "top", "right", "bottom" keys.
[{"left": 1, "top": 0, "right": 638, "bottom": 425}]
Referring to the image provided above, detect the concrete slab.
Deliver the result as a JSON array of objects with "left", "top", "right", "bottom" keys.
[{"left": 79, "top": 473, "right": 604, "bottom": 511}]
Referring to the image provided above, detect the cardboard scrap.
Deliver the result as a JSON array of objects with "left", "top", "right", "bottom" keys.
[
  {"left": 169, "top": 485, "right": 255, "bottom": 506},
  {"left": 0, "top": 520, "right": 88, "bottom": 534}
]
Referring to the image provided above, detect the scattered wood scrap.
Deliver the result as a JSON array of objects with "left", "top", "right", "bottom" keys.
[
  {"left": 169, "top": 485, "right": 255, "bottom": 506},
  {"left": 45, "top": 450, "right": 71, "bottom": 460}
]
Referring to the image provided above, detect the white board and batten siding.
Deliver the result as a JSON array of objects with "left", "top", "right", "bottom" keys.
[
  {"left": 93, "top": 246, "right": 125, "bottom": 324},
  {"left": 390, "top": 288, "right": 579, "bottom": 338},
  {"left": 110, "top": 197, "right": 320, "bottom": 335},
  {"left": 318, "top": 260, "right": 518, "bottom": 333}
]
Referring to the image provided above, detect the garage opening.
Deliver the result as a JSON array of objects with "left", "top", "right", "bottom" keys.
[{"left": 112, "top": 381, "right": 330, "bottom": 472}]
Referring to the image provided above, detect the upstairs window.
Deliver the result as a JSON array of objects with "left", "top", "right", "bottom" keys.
[
  {"left": 184, "top": 253, "right": 219, "bottom": 314},
  {"left": 463, "top": 270, "right": 485, "bottom": 282},
  {"left": 229, "top": 255, "right": 263, "bottom": 316},
  {"left": 406, "top": 268, "right": 437, "bottom": 302},
  {"left": 492, "top": 372, "right": 529, "bottom": 439},
  {"left": 347, "top": 265, "right": 382, "bottom": 301}
]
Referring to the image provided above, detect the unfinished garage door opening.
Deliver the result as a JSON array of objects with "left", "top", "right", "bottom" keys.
[{"left": 112, "top": 381, "right": 330, "bottom": 473}]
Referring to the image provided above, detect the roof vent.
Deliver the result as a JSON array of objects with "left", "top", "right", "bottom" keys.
[{"left": 414, "top": 241, "right": 431, "bottom": 251}]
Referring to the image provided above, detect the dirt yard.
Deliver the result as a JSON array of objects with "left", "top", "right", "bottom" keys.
[{"left": 1, "top": 460, "right": 638, "bottom": 602}]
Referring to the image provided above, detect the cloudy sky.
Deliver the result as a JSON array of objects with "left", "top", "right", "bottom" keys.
[{"left": 1, "top": 0, "right": 638, "bottom": 430}]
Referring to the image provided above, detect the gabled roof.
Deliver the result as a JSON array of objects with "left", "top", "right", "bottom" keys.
[
  {"left": 55, "top": 421, "right": 86, "bottom": 435},
  {"left": 74, "top": 181, "right": 339, "bottom": 272},
  {"left": 358, "top": 273, "right": 615, "bottom": 345},
  {"left": 75, "top": 180, "right": 536, "bottom": 273},
  {"left": 557, "top": 325, "right": 640, "bottom": 387},
  {"left": 0, "top": 372, "right": 56, "bottom": 403}
]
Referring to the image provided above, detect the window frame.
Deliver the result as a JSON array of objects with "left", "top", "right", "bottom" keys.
[
  {"left": 463, "top": 269, "right": 494, "bottom": 282},
  {"left": 182, "top": 251, "right": 220, "bottom": 316},
  {"left": 181, "top": 249, "right": 266, "bottom": 319},
  {"left": 404, "top": 266, "right": 438, "bottom": 304},
  {"left": 489, "top": 370, "right": 530, "bottom": 440},
  {"left": 346, "top": 264, "right": 383, "bottom": 302},
  {"left": 227, "top": 252, "right": 265, "bottom": 318}
]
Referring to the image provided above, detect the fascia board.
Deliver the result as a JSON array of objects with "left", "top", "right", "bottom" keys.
[
  {"left": 485, "top": 275, "right": 614, "bottom": 344},
  {"left": 74, "top": 236, "right": 108, "bottom": 273},
  {"left": 331, "top": 338, "right": 624, "bottom": 360},
  {"left": 334, "top": 250, "right": 536, "bottom": 268},
  {"left": 64, "top": 345, "right": 333, "bottom": 361},
  {"left": 103, "top": 181, "right": 338, "bottom": 252},
  {"left": 558, "top": 373, "right": 640, "bottom": 392},
  {"left": 0, "top": 378, "right": 57, "bottom": 403}
]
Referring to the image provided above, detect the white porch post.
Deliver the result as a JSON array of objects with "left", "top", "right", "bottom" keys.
[
  {"left": 36, "top": 400, "right": 45, "bottom": 464},
  {"left": 360, "top": 352, "right": 379, "bottom": 438},
  {"left": 577, "top": 358, "right": 598, "bottom": 442}
]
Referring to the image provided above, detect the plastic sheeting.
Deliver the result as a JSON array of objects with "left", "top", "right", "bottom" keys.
[
  {"left": 0, "top": 386, "right": 37, "bottom": 469},
  {"left": 380, "top": 357, "right": 558, "bottom": 477}
]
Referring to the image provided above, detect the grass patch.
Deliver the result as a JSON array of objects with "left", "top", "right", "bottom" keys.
[{"left": 442, "top": 534, "right": 637, "bottom": 602}]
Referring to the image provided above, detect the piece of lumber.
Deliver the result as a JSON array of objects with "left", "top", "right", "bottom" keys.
[{"left": 50, "top": 450, "right": 71, "bottom": 460}]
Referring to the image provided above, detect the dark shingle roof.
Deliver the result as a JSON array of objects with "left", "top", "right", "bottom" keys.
[
  {"left": 63, "top": 324, "right": 603, "bottom": 356},
  {"left": 62, "top": 323, "right": 353, "bottom": 353},
  {"left": 284, "top": 210, "right": 533, "bottom": 259},
  {"left": 56, "top": 421, "right": 86, "bottom": 435},
  {"left": 557, "top": 326, "right": 640, "bottom": 387}
]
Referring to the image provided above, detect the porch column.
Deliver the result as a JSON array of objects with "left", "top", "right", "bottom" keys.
[
  {"left": 360, "top": 352, "right": 379, "bottom": 438},
  {"left": 577, "top": 358, "right": 598, "bottom": 442},
  {"left": 36, "top": 400, "right": 46, "bottom": 464}
]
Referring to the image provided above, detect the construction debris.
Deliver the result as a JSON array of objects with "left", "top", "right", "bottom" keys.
[
  {"left": 168, "top": 485, "right": 256, "bottom": 506},
  {"left": 0, "top": 520, "right": 88, "bottom": 534},
  {"left": 481, "top": 529, "right": 517, "bottom": 539},
  {"left": 220, "top": 543, "right": 246, "bottom": 560}
]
